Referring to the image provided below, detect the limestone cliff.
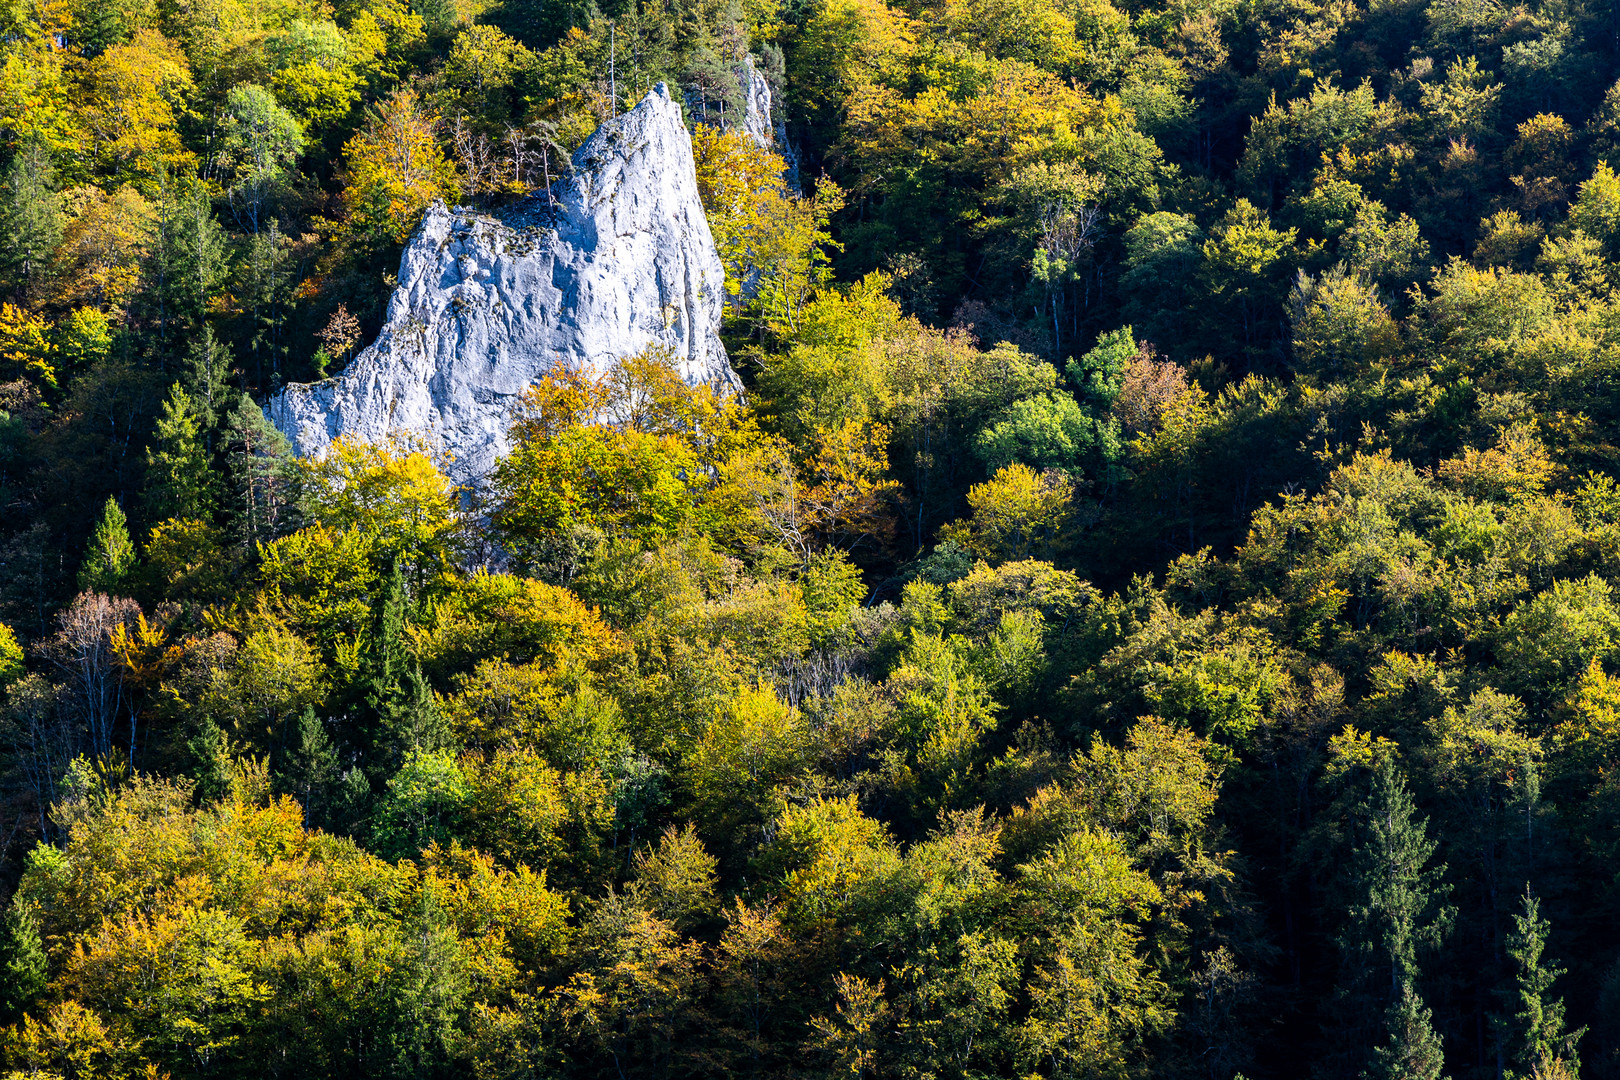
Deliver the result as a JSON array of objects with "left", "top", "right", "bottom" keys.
[
  {"left": 736, "top": 55, "right": 800, "bottom": 187},
  {"left": 738, "top": 56, "right": 774, "bottom": 149},
  {"left": 267, "top": 83, "right": 738, "bottom": 485}
]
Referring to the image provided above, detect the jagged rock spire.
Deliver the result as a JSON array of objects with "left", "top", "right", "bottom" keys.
[{"left": 268, "top": 83, "right": 738, "bottom": 486}]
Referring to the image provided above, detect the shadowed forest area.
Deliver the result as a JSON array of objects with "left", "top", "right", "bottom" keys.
[{"left": 3, "top": 0, "right": 1620, "bottom": 1076}]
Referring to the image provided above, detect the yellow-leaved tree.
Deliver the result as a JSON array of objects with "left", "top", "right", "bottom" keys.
[
  {"left": 342, "top": 88, "right": 459, "bottom": 243},
  {"left": 295, "top": 435, "right": 463, "bottom": 585},
  {"left": 52, "top": 184, "right": 156, "bottom": 319},
  {"left": 0, "top": 42, "right": 85, "bottom": 165},
  {"left": 691, "top": 125, "right": 844, "bottom": 335},
  {"left": 3, "top": 767, "right": 570, "bottom": 1078},
  {"left": 77, "top": 29, "right": 196, "bottom": 187},
  {"left": 940, "top": 462, "right": 1074, "bottom": 563},
  {"left": 491, "top": 345, "right": 760, "bottom": 559},
  {"left": 0, "top": 304, "right": 55, "bottom": 389}
]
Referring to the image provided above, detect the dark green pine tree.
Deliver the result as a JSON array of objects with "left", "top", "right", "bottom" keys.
[
  {"left": 222, "top": 391, "right": 296, "bottom": 548},
  {"left": 331, "top": 764, "right": 375, "bottom": 840},
  {"left": 144, "top": 383, "right": 219, "bottom": 523},
  {"left": 387, "top": 662, "right": 449, "bottom": 755},
  {"left": 68, "top": 0, "right": 130, "bottom": 54},
  {"left": 1365, "top": 982, "right": 1447, "bottom": 1080},
  {"left": 78, "top": 496, "right": 136, "bottom": 593},
  {"left": 0, "top": 901, "right": 47, "bottom": 1023},
  {"left": 151, "top": 179, "right": 229, "bottom": 350},
  {"left": 1333, "top": 761, "right": 1455, "bottom": 1077},
  {"left": 279, "top": 705, "right": 339, "bottom": 828},
  {"left": 239, "top": 218, "right": 295, "bottom": 382},
  {"left": 187, "top": 718, "right": 236, "bottom": 805},
  {"left": 165, "top": 327, "right": 236, "bottom": 527},
  {"left": 359, "top": 557, "right": 410, "bottom": 766},
  {"left": 357, "top": 560, "right": 449, "bottom": 771},
  {"left": 413, "top": 0, "right": 457, "bottom": 37},
  {"left": 184, "top": 325, "right": 235, "bottom": 437},
  {"left": 1496, "top": 885, "right": 1584, "bottom": 1080},
  {"left": 0, "top": 137, "right": 63, "bottom": 301}
]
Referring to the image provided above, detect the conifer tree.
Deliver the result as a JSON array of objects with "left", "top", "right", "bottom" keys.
[
  {"left": 1347, "top": 762, "right": 1454, "bottom": 993},
  {"left": 145, "top": 383, "right": 218, "bottom": 522},
  {"left": 0, "top": 138, "right": 64, "bottom": 301},
  {"left": 77, "top": 497, "right": 136, "bottom": 593},
  {"left": 183, "top": 325, "right": 234, "bottom": 437},
  {"left": 1334, "top": 761, "right": 1454, "bottom": 1076},
  {"left": 386, "top": 662, "right": 448, "bottom": 756},
  {"left": 152, "top": 181, "right": 229, "bottom": 345},
  {"left": 359, "top": 558, "right": 409, "bottom": 763},
  {"left": 358, "top": 559, "right": 446, "bottom": 761},
  {"left": 222, "top": 391, "right": 295, "bottom": 548},
  {"left": 1365, "top": 982, "right": 1447, "bottom": 1080},
  {"left": 69, "top": 0, "right": 130, "bottom": 54},
  {"left": 0, "top": 902, "right": 47, "bottom": 1023},
  {"left": 1503, "top": 753, "right": 1560, "bottom": 893},
  {"left": 241, "top": 219, "right": 295, "bottom": 380},
  {"left": 280, "top": 706, "right": 339, "bottom": 828},
  {"left": 332, "top": 765, "right": 375, "bottom": 838},
  {"left": 1496, "top": 886, "right": 1584, "bottom": 1080},
  {"left": 186, "top": 718, "right": 235, "bottom": 805},
  {"left": 369, "top": 558, "right": 408, "bottom": 689},
  {"left": 352, "top": 557, "right": 448, "bottom": 766}
]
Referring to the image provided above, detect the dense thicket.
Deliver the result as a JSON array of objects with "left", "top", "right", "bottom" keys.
[{"left": 2, "top": 0, "right": 1620, "bottom": 1075}]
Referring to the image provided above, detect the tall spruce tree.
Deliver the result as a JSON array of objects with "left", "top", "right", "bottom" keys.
[
  {"left": 151, "top": 180, "right": 229, "bottom": 351},
  {"left": 1333, "top": 761, "right": 1455, "bottom": 1078},
  {"left": 0, "top": 902, "right": 46, "bottom": 1023},
  {"left": 352, "top": 558, "right": 449, "bottom": 771},
  {"left": 77, "top": 497, "right": 136, "bottom": 593},
  {"left": 68, "top": 0, "right": 130, "bottom": 54},
  {"left": 1366, "top": 983, "right": 1447, "bottom": 1080},
  {"left": 184, "top": 326, "right": 235, "bottom": 438},
  {"left": 144, "top": 384, "right": 218, "bottom": 522},
  {"left": 361, "top": 559, "right": 407, "bottom": 760},
  {"left": 1496, "top": 886, "right": 1584, "bottom": 1080},
  {"left": 386, "top": 662, "right": 448, "bottom": 756},
  {"left": 186, "top": 718, "right": 236, "bottom": 805},
  {"left": 279, "top": 705, "right": 338, "bottom": 828},
  {"left": 222, "top": 391, "right": 295, "bottom": 548},
  {"left": 0, "top": 138, "right": 64, "bottom": 300},
  {"left": 240, "top": 219, "right": 295, "bottom": 381}
]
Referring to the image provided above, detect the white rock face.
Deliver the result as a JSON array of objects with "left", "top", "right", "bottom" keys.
[
  {"left": 738, "top": 56, "right": 775, "bottom": 149},
  {"left": 736, "top": 56, "right": 800, "bottom": 188},
  {"left": 268, "top": 83, "right": 739, "bottom": 486}
]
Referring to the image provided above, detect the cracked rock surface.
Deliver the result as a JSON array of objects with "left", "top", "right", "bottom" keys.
[
  {"left": 267, "top": 83, "right": 739, "bottom": 486},
  {"left": 738, "top": 56, "right": 774, "bottom": 148},
  {"left": 736, "top": 55, "right": 799, "bottom": 187}
]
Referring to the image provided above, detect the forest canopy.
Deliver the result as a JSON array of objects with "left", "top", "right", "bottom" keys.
[{"left": 3, "top": 0, "right": 1620, "bottom": 1076}]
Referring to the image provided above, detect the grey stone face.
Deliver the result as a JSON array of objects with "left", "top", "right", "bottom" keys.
[
  {"left": 736, "top": 55, "right": 800, "bottom": 189},
  {"left": 266, "top": 83, "right": 739, "bottom": 486},
  {"left": 738, "top": 55, "right": 775, "bottom": 149}
]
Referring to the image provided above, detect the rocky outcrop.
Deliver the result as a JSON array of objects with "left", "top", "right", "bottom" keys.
[
  {"left": 738, "top": 56, "right": 775, "bottom": 149},
  {"left": 736, "top": 55, "right": 800, "bottom": 188},
  {"left": 268, "top": 83, "right": 738, "bottom": 486}
]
